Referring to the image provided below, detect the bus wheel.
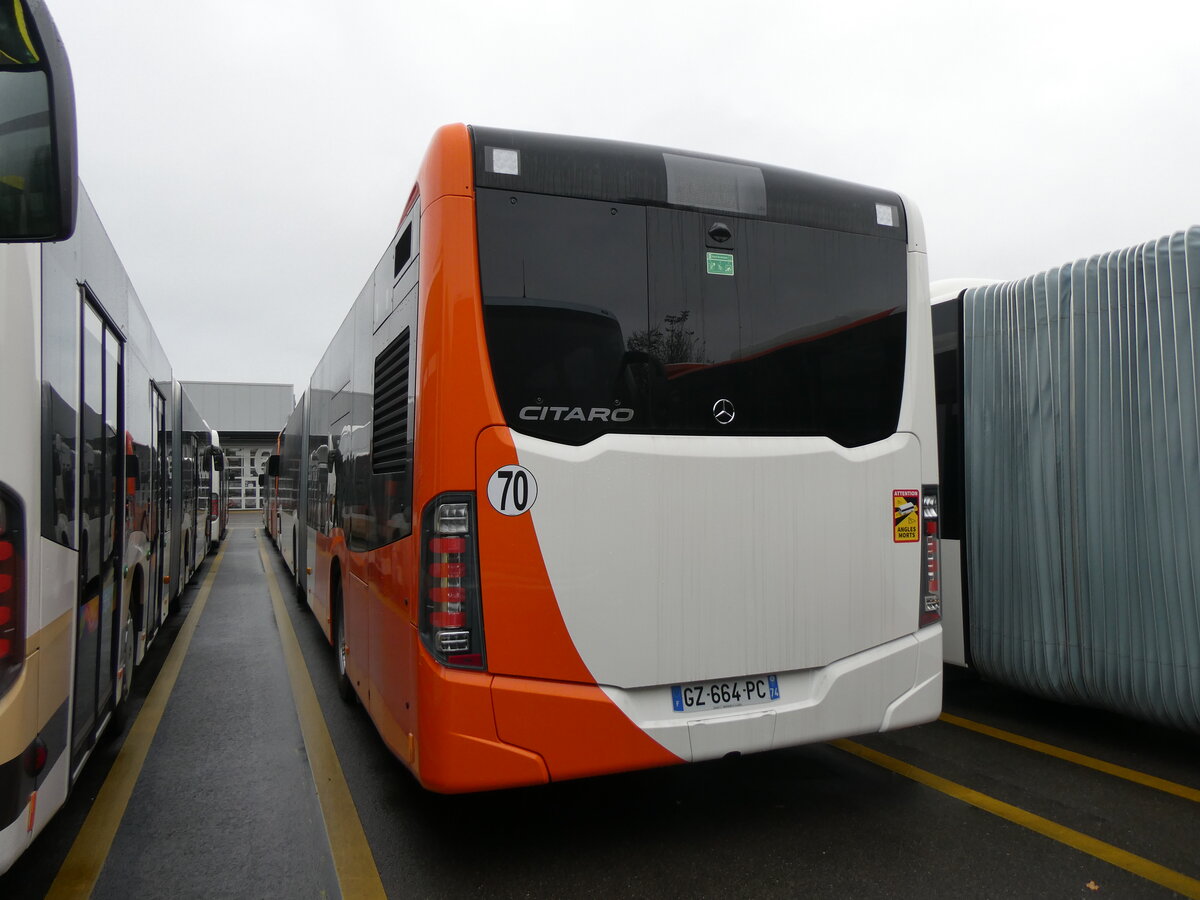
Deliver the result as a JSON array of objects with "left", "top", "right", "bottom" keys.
[{"left": 333, "top": 579, "right": 355, "bottom": 705}]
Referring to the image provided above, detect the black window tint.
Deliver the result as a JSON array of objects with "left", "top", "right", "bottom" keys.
[
  {"left": 478, "top": 190, "right": 648, "bottom": 445},
  {"left": 478, "top": 188, "right": 907, "bottom": 446},
  {"left": 932, "top": 298, "right": 964, "bottom": 539},
  {"left": 41, "top": 268, "right": 78, "bottom": 546},
  {"left": 393, "top": 225, "right": 412, "bottom": 278}
]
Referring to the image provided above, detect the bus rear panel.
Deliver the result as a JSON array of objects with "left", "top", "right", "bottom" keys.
[{"left": 303, "top": 125, "right": 942, "bottom": 791}]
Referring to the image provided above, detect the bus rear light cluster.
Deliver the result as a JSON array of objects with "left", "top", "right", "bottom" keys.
[
  {"left": 920, "top": 486, "right": 942, "bottom": 627},
  {"left": 24, "top": 737, "right": 48, "bottom": 777},
  {"left": 420, "top": 495, "right": 485, "bottom": 670},
  {"left": 436, "top": 631, "right": 471, "bottom": 654},
  {"left": 0, "top": 484, "right": 27, "bottom": 697}
]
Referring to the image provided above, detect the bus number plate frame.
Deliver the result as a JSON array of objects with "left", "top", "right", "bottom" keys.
[{"left": 671, "top": 675, "right": 780, "bottom": 713}]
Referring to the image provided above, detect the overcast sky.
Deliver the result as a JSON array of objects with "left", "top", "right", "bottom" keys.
[{"left": 46, "top": 0, "right": 1200, "bottom": 396}]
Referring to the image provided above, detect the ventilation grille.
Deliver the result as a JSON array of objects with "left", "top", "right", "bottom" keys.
[{"left": 373, "top": 329, "right": 410, "bottom": 474}]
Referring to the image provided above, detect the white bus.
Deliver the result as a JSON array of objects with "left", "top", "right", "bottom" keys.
[
  {"left": 0, "top": 1, "right": 213, "bottom": 872},
  {"left": 208, "top": 429, "right": 227, "bottom": 546}
]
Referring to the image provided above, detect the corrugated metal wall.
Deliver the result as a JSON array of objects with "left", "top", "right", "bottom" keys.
[
  {"left": 963, "top": 227, "right": 1200, "bottom": 731},
  {"left": 178, "top": 381, "right": 294, "bottom": 433}
]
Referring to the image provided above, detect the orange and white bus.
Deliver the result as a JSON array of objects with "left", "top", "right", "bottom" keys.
[{"left": 276, "top": 125, "right": 944, "bottom": 791}]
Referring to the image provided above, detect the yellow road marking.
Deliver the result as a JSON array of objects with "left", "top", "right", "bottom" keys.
[
  {"left": 940, "top": 712, "right": 1200, "bottom": 804},
  {"left": 257, "top": 533, "right": 386, "bottom": 900},
  {"left": 833, "top": 739, "right": 1200, "bottom": 900},
  {"left": 47, "top": 544, "right": 226, "bottom": 899}
]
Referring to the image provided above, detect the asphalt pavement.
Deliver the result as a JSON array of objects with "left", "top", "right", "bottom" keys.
[{"left": 4, "top": 510, "right": 1198, "bottom": 899}]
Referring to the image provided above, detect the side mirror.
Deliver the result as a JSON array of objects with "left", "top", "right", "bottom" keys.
[
  {"left": 0, "top": 0, "right": 78, "bottom": 241},
  {"left": 213, "top": 449, "right": 224, "bottom": 472},
  {"left": 257, "top": 473, "right": 265, "bottom": 488},
  {"left": 266, "top": 454, "right": 280, "bottom": 476}
]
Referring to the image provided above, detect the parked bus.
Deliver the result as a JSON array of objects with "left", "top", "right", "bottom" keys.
[
  {"left": 208, "top": 430, "right": 227, "bottom": 545},
  {"left": 932, "top": 229, "right": 1200, "bottom": 731},
  {"left": 261, "top": 433, "right": 281, "bottom": 543},
  {"left": 0, "top": 2, "right": 213, "bottom": 872},
  {"left": 274, "top": 125, "right": 943, "bottom": 791},
  {"left": 276, "top": 396, "right": 305, "bottom": 579},
  {"left": 172, "top": 383, "right": 217, "bottom": 588}
]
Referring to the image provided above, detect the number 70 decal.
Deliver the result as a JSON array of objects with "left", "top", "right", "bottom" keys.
[{"left": 486, "top": 465, "right": 539, "bottom": 516}]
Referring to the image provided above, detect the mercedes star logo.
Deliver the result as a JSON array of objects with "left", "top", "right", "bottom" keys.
[{"left": 712, "top": 398, "right": 735, "bottom": 425}]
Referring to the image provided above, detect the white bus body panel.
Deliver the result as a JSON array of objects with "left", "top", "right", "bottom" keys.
[
  {"left": 0, "top": 751, "right": 69, "bottom": 875},
  {"left": 0, "top": 244, "right": 43, "bottom": 874},
  {"left": 601, "top": 624, "right": 942, "bottom": 760},
  {"left": 280, "top": 510, "right": 298, "bottom": 575},
  {"left": 939, "top": 538, "right": 967, "bottom": 667},
  {"left": 0, "top": 245, "right": 41, "bottom": 593},
  {"left": 0, "top": 249, "right": 73, "bottom": 872},
  {"left": 516, "top": 430, "right": 926, "bottom": 690}
]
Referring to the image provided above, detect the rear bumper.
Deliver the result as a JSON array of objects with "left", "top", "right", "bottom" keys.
[
  {"left": 600, "top": 624, "right": 943, "bottom": 762},
  {"left": 414, "top": 626, "right": 941, "bottom": 791}
]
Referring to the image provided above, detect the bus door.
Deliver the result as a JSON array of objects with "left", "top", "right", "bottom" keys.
[
  {"left": 181, "top": 434, "right": 196, "bottom": 577},
  {"left": 72, "top": 298, "right": 123, "bottom": 768},
  {"left": 147, "top": 385, "right": 167, "bottom": 630}
]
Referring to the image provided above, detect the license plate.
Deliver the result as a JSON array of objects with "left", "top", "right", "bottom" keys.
[{"left": 671, "top": 675, "right": 780, "bottom": 713}]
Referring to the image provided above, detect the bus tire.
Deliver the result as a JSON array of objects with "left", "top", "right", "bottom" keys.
[{"left": 333, "top": 577, "right": 356, "bottom": 705}]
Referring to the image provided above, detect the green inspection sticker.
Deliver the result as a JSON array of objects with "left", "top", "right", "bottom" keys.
[{"left": 706, "top": 251, "right": 735, "bottom": 276}]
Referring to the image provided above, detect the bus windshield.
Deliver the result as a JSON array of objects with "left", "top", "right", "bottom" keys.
[{"left": 478, "top": 187, "right": 907, "bottom": 447}]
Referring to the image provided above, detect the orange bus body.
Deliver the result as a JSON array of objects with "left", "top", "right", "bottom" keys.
[
  {"left": 286, "top": 124, "right": 942, "bottom": 791},
  {"left": 303, "top": 126, "right": 676, "bottom": 789}
]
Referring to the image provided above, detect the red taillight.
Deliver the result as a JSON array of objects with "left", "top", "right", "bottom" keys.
[
  {"left": 429, "top": 537, "right": 465, "bottom": 554},
  {"left": 211, "top": 497, "right": 218, "bottom": 517},
  {"left": 24, "top": 738, "right": 48, "bottom": 776},
  {"left": 0, "top": 484, "right": 26, "bottom": 697},
  {"left": 420, "top": 495, "right": 484, "bottom": 670},
  {"left": 430, "top": 586, "right": 465, "bottom": 604},
  {"left": 920, "top": 486, "right": 942, "bottom": 627}
]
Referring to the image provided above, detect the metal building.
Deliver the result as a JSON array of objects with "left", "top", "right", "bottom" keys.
[{"left": 179, "top": 381, "right": 294, "bottom": 510}]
